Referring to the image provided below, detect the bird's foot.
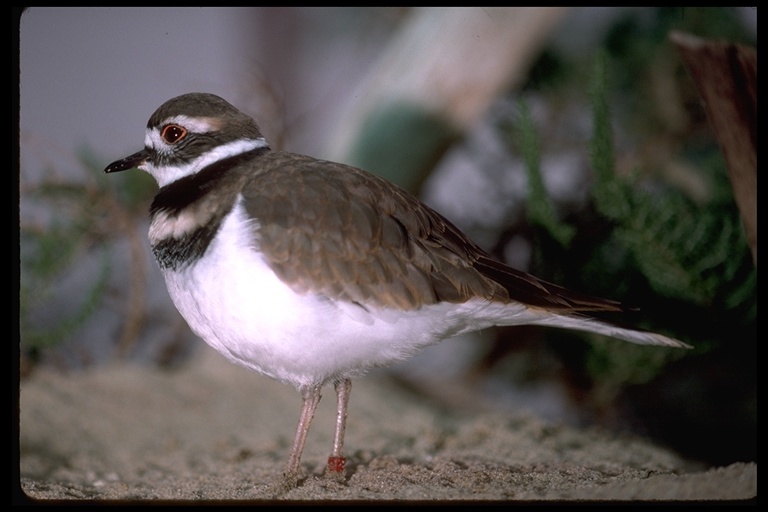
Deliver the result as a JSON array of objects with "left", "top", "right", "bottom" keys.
[
  {"left": 267, "top": 469, "right": 302, "bottom": 497},
  {"left": 327, "top": 456, "right": 346, "bottom": 473},
  {"left": 324, "top": 456, "right": 347, "bottom": 483}
]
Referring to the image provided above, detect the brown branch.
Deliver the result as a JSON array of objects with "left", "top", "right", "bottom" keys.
[{"left": 671, "top": 31, "right": 757, "bottom": 265}]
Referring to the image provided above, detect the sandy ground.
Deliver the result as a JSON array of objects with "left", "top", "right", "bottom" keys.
[{"left": 17, "top": 350, "right": 756, "bottom": 503}]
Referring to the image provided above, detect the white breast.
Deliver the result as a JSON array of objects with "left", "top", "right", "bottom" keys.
[{"left": 157, "top": 197, "right": 505, "bottom": 390}]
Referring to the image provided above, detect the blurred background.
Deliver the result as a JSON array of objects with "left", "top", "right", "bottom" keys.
[{"left": 17, "top": 7, "right": 756, "bottom": 468}]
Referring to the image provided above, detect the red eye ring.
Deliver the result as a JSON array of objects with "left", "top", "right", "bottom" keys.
[{"left": 161, "top": 124, "right": 188, "bottom": 144}]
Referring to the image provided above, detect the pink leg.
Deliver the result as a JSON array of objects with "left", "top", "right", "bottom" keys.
[
  {"left": 328, "top": 378, "right": 351, "bottom": 473},
  {"left": 284, "top": 386, "right": 322, "bottom": 481}
]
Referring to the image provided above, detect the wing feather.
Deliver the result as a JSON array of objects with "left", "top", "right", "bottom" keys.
[{"left": 242, "top": 152, "right": 633, "bottom": 314}]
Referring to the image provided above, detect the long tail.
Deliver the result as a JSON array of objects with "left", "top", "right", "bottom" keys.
[
  {"left": 527, "top": 311, "right": 692, "bottom": 348},
  {"left": 473, "top": 255, "right": 691, "bottom": 349}
]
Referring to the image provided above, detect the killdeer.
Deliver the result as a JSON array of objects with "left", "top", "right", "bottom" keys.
[{"left": 105, "top": 92, "right": 691, "bottom": 486}]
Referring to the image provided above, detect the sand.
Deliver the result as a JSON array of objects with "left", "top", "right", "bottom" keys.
[{"left": 17, "top": 350, "right": 756, "bottom": 503}]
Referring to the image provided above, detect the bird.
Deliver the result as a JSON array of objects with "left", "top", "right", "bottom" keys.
[{"left": 104, "top": 92, "right": 691, "bottom": 487}]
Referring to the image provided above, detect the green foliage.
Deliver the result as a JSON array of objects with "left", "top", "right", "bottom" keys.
[
  {"left": 347, "top": 101, "right": 459, "bottom": 192},
  {"left": 589, "top": 51, "right": 755, "bottom": 311},
  {"left": 20, "top": 186, "right": 111, "bottom": 352},
  {"left": 20, "top": 240, "right": 110, "bottom": 351},
  {"left": 511, "top": 49, "right": 755, "bottom": 396},
  {"left": 584, "top": 51, "right": 755, "bottom": 390},
  {"left": 517, "top": 98, "right": 576, "bottom": 248},
  {"left": 19, "top": 148, "right": 153, "bottom": 356},
  {"left": 584, "top": 52, "right": 754, "bottom": 392},
  {"left": 585, "top": 337, "right": 685, "bottom": 403}
]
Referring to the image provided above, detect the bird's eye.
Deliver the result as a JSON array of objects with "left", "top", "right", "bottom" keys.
[{"left": 160, "top": 124, "right": 188, "bottom": 144}]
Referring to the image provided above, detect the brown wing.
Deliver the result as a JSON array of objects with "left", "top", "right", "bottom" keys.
[{"left": 242, "top": 152, "right": 627, "bottom": 313}]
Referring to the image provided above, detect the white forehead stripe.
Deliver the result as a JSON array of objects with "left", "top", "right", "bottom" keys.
[
  {"left": 144, "top": 115, "right": 221, "bottom": 148},
  {"left": 164, "top": 115, "right": 221, "bottom": 133}
]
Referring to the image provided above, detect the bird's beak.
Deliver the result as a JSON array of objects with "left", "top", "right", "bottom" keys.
[{"left": 104, "top": 149, "right": 149, "bottom": 173}]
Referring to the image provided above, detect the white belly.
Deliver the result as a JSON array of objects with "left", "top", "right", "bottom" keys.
[
  {"left": 158, "top": 200, "right": 503, "bottom": 390},
  {"left": 157, "top": 198, "right": 686, "bottom": 379}
]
